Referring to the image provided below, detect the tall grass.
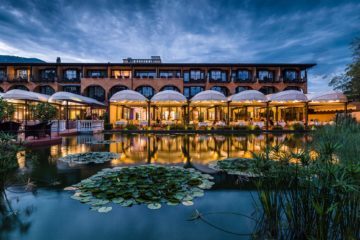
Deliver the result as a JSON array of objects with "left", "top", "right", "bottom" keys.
[{"left": 252, "top": 119, "right": 360, "bottom": 239}]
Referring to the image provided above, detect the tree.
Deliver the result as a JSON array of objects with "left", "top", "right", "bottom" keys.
[
  {"left": 0, "top": 99, "right": 15, "bottom": 122},
  {"left": 30, "top": 102, "right": 57, "bottom": 123},
  {"left": 329, "top": 37, "right": 360, "bottom": 101}
]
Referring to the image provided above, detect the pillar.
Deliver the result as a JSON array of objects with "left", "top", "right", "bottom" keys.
[
  {"left": 226, "top": 101, "right": 230, "bottom": 125},
  {"left": 266, "top": 102, "right": 270, "bottom": 130},
  {"left": 147, "top": 101, "right": 151, "bottom": 126}
]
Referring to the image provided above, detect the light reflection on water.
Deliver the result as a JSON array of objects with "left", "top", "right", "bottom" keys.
[{"left": 48, "top": 133, "right": 309, "bottom": 167}]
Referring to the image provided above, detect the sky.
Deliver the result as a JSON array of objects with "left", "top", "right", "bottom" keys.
[{"left": 0, "top": 0, "right": 359, "bottom": 92}]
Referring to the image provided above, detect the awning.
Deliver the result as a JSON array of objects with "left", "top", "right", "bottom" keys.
[
  {"left": 49, "top": 91, "right": 105, "bottom": 106},
  {"left": 2, "top": 89, "right": 49, "bottom": 102},
  {"left": 151, "top": 90, "right": 187, "bottom": 106},
  {"left": 109, "top": 90, "right": 148, "bottom": 105},
  {"left": 229, "top": 90, "right": 267, "bottom": 105},
  {"left": 191, "top": 90, "right": 227, "bottom": 106}
]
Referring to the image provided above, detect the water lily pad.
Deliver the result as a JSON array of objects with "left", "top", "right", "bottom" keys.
[
  {"left": 69, "top": 165, "right": 214, "bottom": 212},
  {"left": 58, "top": 152, "right": 120, "bottom": 165},
  {"left": 182, "top": 201, "right": 194, "bottom": 206},
  {"left": 98, "top": 206, "right": 112, "bottom": 213},
  {"left": 208, "top": 158, "right": 260, "bottom": 177},
  {"left": 147, "top": 203, "right": 161, "bottom": 210}
]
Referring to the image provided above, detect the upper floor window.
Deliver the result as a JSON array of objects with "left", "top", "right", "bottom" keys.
[
  {"left": 134, "top": 70, "right": 156, "bottom": 78},
  {"left": 16, "top": 69, "right": 28, "bottom": 79},
  {"left": 235, "top": 86, "right": 252, "bottom": 93},
  {"left": 233, "top": 70, "right": 251, "bottom": 81},
  {"left": 0, "top": 69, "right": 5, "bottom": 79},
  {"left": 40, "top": 69, "right": 56, "bottom": 79},
  {"left": 87, "top": 70, "right": 107, "bottom": 78},
  {"left": 258, "top": 70, "right": 274, "bottom": 81},
  {"left": 64, "top": 69, "right": 78, "bottom": 80},
  {"left": 62, "top": 85, "right": 80, "bottom": 94},
  {"left": 135, "top": 86, "right": 155, "bottom": 98},
  {"left": 184, "top": 86, "right": 204, "bottom": 99},
  {"left": 112, "top": 70, "right": 131, "bottom": 78},
  {"left": 209, "top": 70, "right": 227, "bottom": 82},
  {"left": 284, "top": 70, "right": 298, "bottom": 81},
  {"left": 300, "top": 70, "right": 306, "bottom": 79},
  {"left": 190, "top": 70, "right": 205, "bottom": 81},
  {"left": 159, "top": 70, "right": 181, "bottom": 78}
]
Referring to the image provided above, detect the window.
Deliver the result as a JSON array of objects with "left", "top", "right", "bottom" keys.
[
  {"left": 209, "top": 70, "right": 227, "bottom": 82},
  {"left": 300, "top": 70, "right": 306, "bottom": 79},
  {"left": 64, "top": 70, "right": 78, "bottom": 80},
  {"left": 38, "top": 86, "right": 55, "bottom": 95},
  {"left": 210, "top": 86, "right": 228, "bottom": 96},
  {"left": 235, "top": 86, "right": 252, "bottom": 93},
  {"left": 62, "top": 86, "right": 80, "bottom": 94},
  {"left": 258, "top": 70, "right": 273, "bottom": 81},
  {"left": 284, "top": 70, "right": 298, "bottom": 81},
  {"left": 16, "top": 69, "right": 28, "bottom": 79},
  {"left": 184, "top": 86, "right": 204, "bottom": 99},
  {"left": 159, "top": 70, "right": 181, "bottom": 78},
  {"left": 134, "top": 70, "right": 156, "bottom": 78},
  {"left": 183, "top": 72, "right": 190, "bottom": 82},
  {"left": 86, "top": 86, "right": 105, "bottom": 102},
  {"left": 109, "top": 86, "right": 128, "bottom": 99},
  {"left": 0, "top": 69, "right": 5, "bottom": 79},
  {"left": 190, "top": 70, "right": 205, "bottom": 81},
  {"left": 40, "top": 69, "right": 56, "bottom": 80},
  {"left": 88, "top": 70, "right": 107, "bottom": 78},
  {"left": 233, "top": 70, "right": 251, "bottom": 82},
  {"left": 135, "top": 86, "right": 155, "bottom": 98},
  {"left": 259, "top": 86, "right": 277, "bottom": 95},
  {"left": 112, "top": 70, "right": 131, "bottom": 78}
]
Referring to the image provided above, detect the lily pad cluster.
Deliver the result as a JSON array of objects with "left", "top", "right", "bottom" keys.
[
  {"left": 209, "top": 158, "right": 259, "bottom": 177},
  {"left": 58, "top": 152, "right": 120, "bottom": 165},
  {"left": 67, "top": 165, "right": 214, "bottom": 212}
]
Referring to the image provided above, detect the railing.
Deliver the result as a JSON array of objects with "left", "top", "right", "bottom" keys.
[
  {"left": 77, "top": 120, "right": 104, "bottom": 132},
  {"left": 282, "top": 77, "right": 307, "bottom": 83}
]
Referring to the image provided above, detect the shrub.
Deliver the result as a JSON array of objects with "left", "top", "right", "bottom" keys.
[
  {"left": 272, "top": 125, "right": 283, "bottom": 131},
  {"left": 248, "top": 125, "right": 261, "bottom": 131},
  {"left": 0, "top": 99, "right": 15, "bottom": 122},
  {"left": 104, "top": 123, "right": 113, "bottom": 130},
  {"left": 290, "top": 122, "right": 305, "bottom": 131},
  {"left": 125, "top": 124, "right": 138, "bottom": 130},
  {"left": 30, "top": 102, "right": 57, "bottom": 122},
  {"left": 185, "top": 124, "right": 195, "bottom": 130},
  {"left": 232, "top": 125, "right": 248, "bottom": 131},
  {"left": 169, "top": 124, "right": 186, "bottom": 130}
]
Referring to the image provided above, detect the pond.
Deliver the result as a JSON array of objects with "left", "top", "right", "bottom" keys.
[{"left": 2, "top": 133, "right": 310, "bottom": 240}]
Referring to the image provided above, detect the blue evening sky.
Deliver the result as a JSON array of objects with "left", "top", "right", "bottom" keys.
[{"left": 0, "top": 0, "right": 359, "bottom": 92}]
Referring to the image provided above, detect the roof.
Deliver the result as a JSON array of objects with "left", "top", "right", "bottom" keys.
[
  {"left": 229, "top": 90, "right": 267, "bottom": 103},
  {"left": 191, "top": 90, "right": 227, "bottom": 104},
  {"left": 2, "top": 89, "right": 49, "bottom": 102},
  {"left": 307, "top": 90, "right": 347, "bottom": 103},
  {"left": 48, "top": 91, "right": 105, "bottom": 106},
  {"left": 109, "top": 90, "right": 148, "bottom": 103},
  {"left": 151, "top": 90, "right": 187, "bottom": 105},
  {"left": 268, "top": 90, "right": 308, "bottom": 102},
  {"left": 0, "top": 62, "right": 316, "bottom": 69}
]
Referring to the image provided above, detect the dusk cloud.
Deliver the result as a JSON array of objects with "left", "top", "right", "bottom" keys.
[{"left": 0, "top": 0, "right": 359, "bottom": 92}]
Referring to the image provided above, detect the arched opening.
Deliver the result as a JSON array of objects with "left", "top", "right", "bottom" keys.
[
  {"left": 258, "top": 86, "right": 278, "bottom": 95},
  {"left": 210, "top": 86, "right": 229, "bottom": 96},
  {"left": 62, "top": 85, "right": 81, "bottom": 94},
  {"left": 9, "top": 85, "right": 29, "bottom": 91},
  {"left": 34, "top": 85, "right": 55, "bottom": 95},
  {"left": 135, "top": 85, "right": 155, "bottom": 99},
  {"left": 235, "top": 86, "right": 252, "bottom": 93},
  {"left": 108, "top": 85, "right": 128, "bottom": 99},
  {"left": 84, "top": 85, "right": 106, "bottom": 102},
  {"left": 284, "top": 86, "right": 302, "bottom": 92},
  {"left": 160, "top": 85, "right": 180, "bottom": 92}
]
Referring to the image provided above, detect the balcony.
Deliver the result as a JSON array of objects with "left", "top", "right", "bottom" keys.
[
  {"left": 58, "top": 77, "right": 81, "bottom": 83},
  {"left": 8, "top": 76, "right": 29, "bottom": 83},
  {"left": 257, "top": 77, "right": 280, "bottom": 83},
  {"left": 233, "top": 77, "right": 256, "bottom": 83},
  {"left": 32, "top": 76, "right": 58, "bottom": 83},
  {"left": 282, "top": 77, "right": 307, "bottom": 83},
  {"left": 209, "top": 78, "right": 230, "bottom": 83}
]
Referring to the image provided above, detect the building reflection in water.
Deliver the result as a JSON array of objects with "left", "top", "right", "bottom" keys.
[{"left": 49, "top": 134, "right": 309, "bottom": 167}]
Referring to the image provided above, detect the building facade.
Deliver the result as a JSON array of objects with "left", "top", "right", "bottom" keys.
[{"left": 0, "top": 57, "right": 315, "bottom": 103}]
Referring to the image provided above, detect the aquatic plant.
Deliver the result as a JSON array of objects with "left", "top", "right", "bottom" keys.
[
  {"left": 208, "top": 158, "right": 259, "bottom": 177},
  {"left": 58, "top": 152, "right": 119, "bottom": 165},
  {"left": 67, "top": 165, "right": 214, "bottom": 212}
]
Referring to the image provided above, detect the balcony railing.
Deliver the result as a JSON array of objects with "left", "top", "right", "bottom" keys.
[
  {"left": 257, "top": 77, "right": 280, "bottom": 83},
  {"left": 32, "top": 76, "right": 58, "bottom": 83},
  {"left": 282, "top": 77, "right": 307, "bottom": 83},
  {"left": 8, "top": 76, "right": 29, "bottom": 83},
  {"left": 209, "top": 78, "right": 230, "bottom": 83},
  {"left": 58, "top": 77, "right": 81, "bottom": 83},
  {"left": 233, "top": 77, "right": 256, "bottom": 83}
]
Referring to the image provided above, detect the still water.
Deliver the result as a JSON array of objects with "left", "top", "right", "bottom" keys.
[{"left": 2, "top": 133, "right": 309, "bottom": 240}]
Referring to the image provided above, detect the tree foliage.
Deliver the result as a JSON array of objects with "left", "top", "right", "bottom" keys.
[
  {"left": 329, "top": 37, "right": 360, "bottom": 100},
  {"left": 30, "top": 102, "right": 57, "bottom": 122},
  {"left": 0, "top": 99, "right": 15, "bottom": 122}
]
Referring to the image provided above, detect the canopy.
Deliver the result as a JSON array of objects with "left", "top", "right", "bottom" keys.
[
  {"left": 268, "top": 90, "right": 308, "bottom": 103},
  {"left": 307, "top": 90, "right": 347, "bottom": 103},
  {"left": 150, "top": 90, "right": 187, "bottom": 106},
  {"left": 109, "top": 90, "right": 148, "bottom": 105},
  {"left": 49, "top": 91, "right": 105, "bottom": 106},
  {"left": 229, "top": 90, "right": 267, "bottom": 104},
  {"left": 2, "top": 89, "right": 49, "bottom": 102},
  {"left": 191, "top": 90, "right": 227, "bottom": 105}
]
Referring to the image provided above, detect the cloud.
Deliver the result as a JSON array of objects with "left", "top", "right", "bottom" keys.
[{"left": 0, "top": 0, "right": 359, "bottom": 91}]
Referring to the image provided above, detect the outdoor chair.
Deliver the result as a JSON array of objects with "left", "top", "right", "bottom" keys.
[
  {"left": 0, "top": 121, "right": 21, "bottom": 135},
  {"left": 25, "top": 122, "right": 52, "bottom": 139}
]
